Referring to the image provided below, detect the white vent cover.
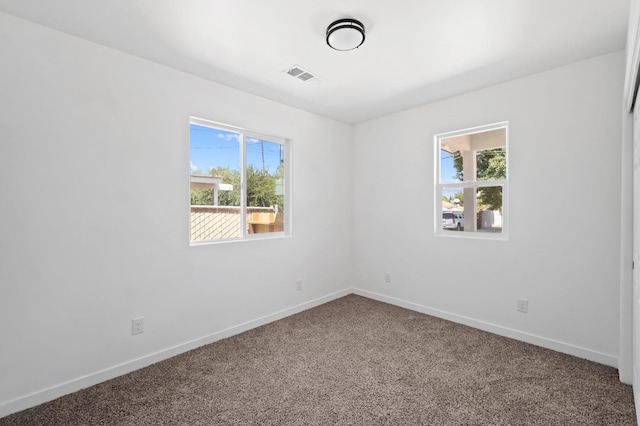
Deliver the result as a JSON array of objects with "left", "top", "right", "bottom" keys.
[{"left": 284, "top": 65, "right": 320, "bottom": 83}]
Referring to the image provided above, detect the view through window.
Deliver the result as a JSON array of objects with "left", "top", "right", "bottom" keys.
[
  {"left": 189, "top": 118, "right": 287, "bottom": 243},
  {"left": 436, "top": 122, "right": 508, "bottom": 238}
]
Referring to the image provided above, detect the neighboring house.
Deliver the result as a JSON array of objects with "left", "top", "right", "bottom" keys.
[{"left": 190, "top": 174, "right": 228, "bottom": 206}]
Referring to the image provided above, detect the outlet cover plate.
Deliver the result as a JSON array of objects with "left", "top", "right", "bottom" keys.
[
  {"left": 517, "top": 299, "right": 529, "bottom": 313},
  {"left": 132, "top": 318, "right": 144, "bottom": 335}
]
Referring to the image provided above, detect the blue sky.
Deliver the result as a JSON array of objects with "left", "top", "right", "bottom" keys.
[
  {"left": 440, "top": 150, "right": 458, "bottom": 183},
  {"left": 190, "top": 124, "right": 283, "bottom": 175},
  {"left": 440, "top": 150, "right": 463, "bottom": 200}
]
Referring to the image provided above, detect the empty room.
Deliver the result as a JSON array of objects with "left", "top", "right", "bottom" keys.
[{"left": 1, "top": 0, "right": 639, "bottom": 424}]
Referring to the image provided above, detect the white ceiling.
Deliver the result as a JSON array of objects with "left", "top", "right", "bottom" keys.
[{"left": 0, "top": 1, "right": 630, "bottom": 124}]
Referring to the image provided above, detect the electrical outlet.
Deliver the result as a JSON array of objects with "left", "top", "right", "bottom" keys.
[
  {"left": 132, "top": 318, "right": 144, "bottom": 335},
  {"left": 385, "top": 272, "right": 391, "bottom": 283},
  {"left": 517, "top": 299, "right": 529, "bottom": 313},
  {"left": 296, "top": 280, "right": 302, "bottom": 291}
]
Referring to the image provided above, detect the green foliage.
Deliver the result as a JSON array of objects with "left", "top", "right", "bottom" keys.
[
  {"left": 477, "top": 149, "right": 505, "bottom": 210},
  {"left": 246, "top": 165, "right": 278, "bottom": 207},
  {"left": 453, "top": 153, "right": 463, "bottom": 181},
  {"left": 190, "top": 188, "right": 213, "bottom": 205},
  {"left": 477, "top": 186, "right": 502, "bottom": 211},
  {"left": 451, "top": 148, "right": 505, "bottom": 211},
  {"left": 190, "top": 165, "right": 284, "bottom": 210},
  {"left": 210, "top": 167, "right": 241, "bottom": 206},
  {"left": 477, "top": 149, "right": 506, "bottom": 181}
]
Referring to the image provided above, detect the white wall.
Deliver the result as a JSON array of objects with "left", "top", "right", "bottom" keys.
[
  {"left": 352, "top": 51, "right": 625, "bottom": 366},
  {"left": 0, "top": 13, "right": 353, "bottom": 416}
]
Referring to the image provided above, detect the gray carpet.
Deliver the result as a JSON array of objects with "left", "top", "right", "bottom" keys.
[{"left": 1, "top": 295, "right": 636, "bottom": 425}]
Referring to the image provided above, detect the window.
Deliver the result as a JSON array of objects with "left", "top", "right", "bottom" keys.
[
  {"left": 189, "top": 117, "right": 288, "bottom": 243},
  {"left": 435, "top": 122, "right": 508, "bottom": 238}
]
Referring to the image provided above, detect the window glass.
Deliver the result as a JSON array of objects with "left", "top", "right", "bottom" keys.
[
  {"left": 245, "top": 137, "right": 285, "bottom": 235},
  {"left": 189, "top": 119, "right": 287, "bottom": 243},
  {"left": 477, "top": 148, "right": 506, "bottom": 181},
  {"left": 440, "top": 149, "right": 462, "bottom": 183},
  {"left": 476, "top": 185, "right": 503, "bottom": 233},
  {"left": 436, "top": 123, "right": 508, "bottom": 238}
]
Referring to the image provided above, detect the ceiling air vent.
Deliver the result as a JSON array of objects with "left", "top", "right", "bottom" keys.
[{"left": 284, "top": 65, "right": 320, "bottom": 83}]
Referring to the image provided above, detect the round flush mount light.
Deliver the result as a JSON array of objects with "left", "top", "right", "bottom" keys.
[{"left": 326, "top": 18, "right": 365, "bottom": 51}]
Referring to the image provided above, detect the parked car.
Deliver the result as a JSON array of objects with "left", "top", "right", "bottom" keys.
[{"left": 442, "top": 211, "right": 464, "bottom": 231}]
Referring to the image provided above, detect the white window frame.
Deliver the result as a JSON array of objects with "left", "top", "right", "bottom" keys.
[
  {"left": 434, "top": 121, "right": 509, "bottom": 240},
  {"left": 189, "top": 117, "right": 291, "bottom": 245}
]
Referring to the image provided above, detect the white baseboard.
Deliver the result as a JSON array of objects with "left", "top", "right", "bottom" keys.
[
  {"left": 352, "top": 288, "right": 618, "bottom": 367},
  {"left": 634, "top": 367, "right": 640, "bottom": 425},
  {"left": 0, "top": 288, "right": 351, "bottom": 418},
  {"left": 635, "top": 386, "right": 640, "bottom": 426}
]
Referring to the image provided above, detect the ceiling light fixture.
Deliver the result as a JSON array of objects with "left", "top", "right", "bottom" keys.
[{"left": 326, "top": 18, "right": 365, "bottom": 51}]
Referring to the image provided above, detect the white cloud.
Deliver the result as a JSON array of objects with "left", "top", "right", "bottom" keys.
[{"left": 217, "top": 133, "right": 240, "bottom": 141}]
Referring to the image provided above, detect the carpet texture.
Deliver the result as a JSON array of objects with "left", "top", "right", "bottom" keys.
[{"left": 1, "top": 295, "right": 636, "bottom": 425}]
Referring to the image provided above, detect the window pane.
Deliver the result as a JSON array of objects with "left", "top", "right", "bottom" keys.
[
  {"left": 477, "top": 148, "right": 506, "bottom": 181},
  {"left": 245, "top": 138, "right": 285, "bottom": 235},
  {"left": 441, "top": 187, "right": 464, "bottom": 209},
  {"left": 440, "top": 185, "right": 503, "bottom": 233},
  {"left": 440, "top": 145, "right": 463, "bottom": 183},
  {"left": 441, "top": 186, "right": 465, "bottom": 231},
  {"left": 190, "top": 124, "right": 242, "bottom": 241},
  {"left": 477, "top": 186, "right": 503, "bottom": 233},
  {"left": 440, "top": 128, "right": 507, "bottom": 184}
]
